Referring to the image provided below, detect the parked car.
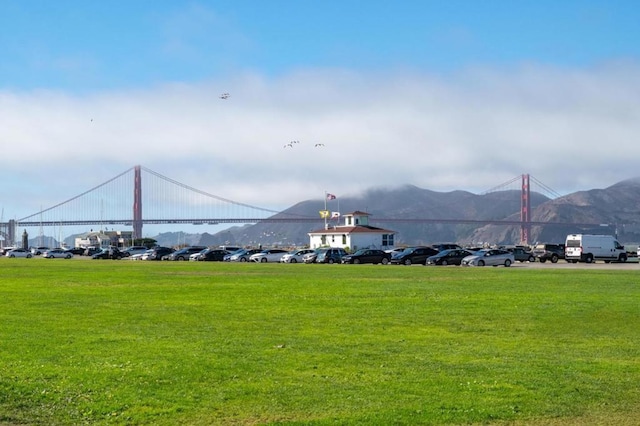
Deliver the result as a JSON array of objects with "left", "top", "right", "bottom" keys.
[
  {"left": 315, "top": 248, "right": 348, "bottom": 264},
  {"left": 507, "top": 247, "right": 536, "bottom": 262},
  {"left": 302, "top": 250, "right": 320, "bottom": 264},
  {"left": 385, "top": 247, "right": 407, "bottom": 256},
  {"left": 83, "top": 246, "right": 102, "bottom": 256},
  {"left": 390, "top": 246, "right": 438, "bottom": 265},
  {"left": 461, "top": 249, "right": 514, "bottom": 267},
  {"left": 280, "top": 248, "right": 315, "bottom": 263},
  {"left": 131, "top": 249, "right": 154, "bottom": 260},
  {"left": 219, "top": 246, "right": 242, "bottom": 253},
  {"left": 341, "top": 249, "right": 391, "bottom": 264},
  {"left": 65, "top": 247, "right": 86, "bottom": 256},
  {"left": 250, "top": 248, "right": 289, "bottom": 263},
  {"left": 42, "top": 248, "right": 74, "bottom": 259},
  {"left": 226, "top": 248, "right": 262, "bottom": 262},
  {"left": 426, "top": 248, "right": 476, "bottom": 266},
  {"left": 189, "top": 248, "right": 208, "bottom": 261},
  {"left": 92, "top": 247, "right": 123, "bottom": 260},
  {"left": 144, "top": 246, "right": 174, "bottom": 261},
  {"left": 430, "top": 243, "right": 462, "bottom": 252},
  {"left": 0, "top": 247, "right": 17, "bottom": 256},
  {"left": 121, "top": 246, "right": 149, "bottom": 257},
  {"left": 192, "top": 248, "right": 229, "bottom": 262},
  {"left": 6, "top": 248, "right": 33, "bottom": 258},
  {"left": 223, "top": 249, "right": 242, "bottom": 261},
  {"left": 166, "top": 246, "right": 207, "bottom": 261},
  {"left": 532, "top": 243, "right": 565, "bottom": 263},
  {"left": 30, "top": 246, "right": 50, "bottom": 255}
]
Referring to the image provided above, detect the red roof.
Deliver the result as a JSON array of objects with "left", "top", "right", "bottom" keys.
[{"left": 308, "top": 225, "right": 395, "bottom": 235}]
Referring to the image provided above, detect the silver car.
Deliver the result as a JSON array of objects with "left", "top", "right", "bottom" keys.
[
  {"left": 280, "top": 249, "right": 315, "bottom": 263},
  {"left": 6, "top": 248, "right": 33, "bottom": 258},
  {"left": 461, "top": 249, "right": 514, "bottom": 267},
  {"left": 42, "top": 248, "right": 74, "bottom": 259}
]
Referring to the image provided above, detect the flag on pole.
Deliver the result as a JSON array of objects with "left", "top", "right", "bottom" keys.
[
  {"left": 319, "top": 210, "right": 330, "bottom": 218},
  {"left": 331, "top": 211, "right": 341, "bottom": 218},
  {"left": 326, "top": 193, "right": 336, "bottom": 200}
]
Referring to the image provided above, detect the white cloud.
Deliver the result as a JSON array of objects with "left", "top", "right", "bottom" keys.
[{"left": 1, "top": 62, "right": 640, "bottom": 221}]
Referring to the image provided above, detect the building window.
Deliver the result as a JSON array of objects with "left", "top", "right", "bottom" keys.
[
  {"left": 382, "top": 234, "right": 394, "bottom": 246},
  {"left": 347, "top": 216, "right": 352, "bottom": 225},
  {"left": 342, "top": 234, "right": 347, "bottom": 245},
  {"left": 321, "top": 235, "right": 326, "bottom": 245}
]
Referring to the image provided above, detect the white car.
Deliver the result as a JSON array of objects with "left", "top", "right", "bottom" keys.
[
  {"left": 189, "top": 249, "right": 208, "bottom": 261},
  {"left": 42, "top": 248, "right": 74, "bottom": 259},
  {"left": 461, "top": 249, "right": 514, "bottom": 267},
  {"left": 385, "top": 247, "right": 406, "bottom": 256},
  {"left": 137, "top": 249, "right": 156, "bottom": 261},
  {"left": 249, "top": 249, "right": 289, "bottom": 263},
  {"left": 302, "top": 250, "right": 319, "bottom": 263},
  {"left": 280, "top": 249, "right": 315, "bottom": 263},
  {"left": 6, "top": 248, "right": 33, "bottom": 258}
]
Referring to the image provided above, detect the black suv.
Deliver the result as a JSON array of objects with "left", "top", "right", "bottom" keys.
[{"left": 532, "top": 243, "right": 565, "bottom": 263}]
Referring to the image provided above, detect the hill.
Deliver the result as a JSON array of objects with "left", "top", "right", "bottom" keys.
[
  {"left": 470, "top": 178, "right": 640, "bottom": 244},
  {"left": 202, "top": 179, "right": 640, "bottom": 247}
]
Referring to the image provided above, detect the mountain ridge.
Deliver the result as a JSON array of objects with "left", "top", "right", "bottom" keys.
[{"left": 192, "top": 178, "right": 640, "bottom": 247}]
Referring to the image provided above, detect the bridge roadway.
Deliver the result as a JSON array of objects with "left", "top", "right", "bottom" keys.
[{"left": 4, "top": 218, "right": 613, "bottom": 228}]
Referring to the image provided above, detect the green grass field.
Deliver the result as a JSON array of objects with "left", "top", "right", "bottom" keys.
[{"left": 0, "top": 258, "right": 638, "bottom": 425}]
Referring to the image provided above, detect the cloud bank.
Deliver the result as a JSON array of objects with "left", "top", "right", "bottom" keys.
[{"left": 1, "top": 62, "right": 639, "bottom": 219}]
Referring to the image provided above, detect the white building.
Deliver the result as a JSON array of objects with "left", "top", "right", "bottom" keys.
[
  {"left": 74, "top": 230, "right": 133, "bottom": 249},
  {"left": 308, "top": 211, "right": 396, "bottom": 251}
]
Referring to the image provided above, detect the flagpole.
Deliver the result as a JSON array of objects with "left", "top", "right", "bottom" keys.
[{"left": 324, "top": 191, "right": 328, "bottom": 229}]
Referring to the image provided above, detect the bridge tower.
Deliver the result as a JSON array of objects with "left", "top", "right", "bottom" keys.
[
  {"left": 7, "top": 219, "right": 16, "bottom": 246},
  {"left": 133, "top": 165, "right": 143, "bottom": 239},
  {"left": 520, "top": 174, "right": 531, "bottom": 244}
]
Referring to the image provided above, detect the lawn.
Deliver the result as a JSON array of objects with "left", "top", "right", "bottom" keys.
[{"left": 0, "top": 259, "right": 638, "bottom": 425}]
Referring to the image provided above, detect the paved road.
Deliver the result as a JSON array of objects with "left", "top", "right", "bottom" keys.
[{"left": 510, "top": 259, "right": 639, "bottom": 270}]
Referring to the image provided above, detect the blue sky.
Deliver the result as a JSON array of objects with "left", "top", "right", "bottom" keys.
[
  {"left": 2, "top": 1, "right": 638, "bottom": 90},
  {"left": 1, "top": 1, "right": 640, "bottom": 238}
]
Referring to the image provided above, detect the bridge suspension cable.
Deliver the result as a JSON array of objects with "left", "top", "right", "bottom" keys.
[
  {"left": 529, "top": 175, "right": 562, "bottom": 199},
  {"left": 18, "top": 167, "right": 135, "bottom": 222},
  {"left": 140, "top": 167, "right": 284, "bottom": 215},
  {"left": 482, "top": 175, "right": 561, "bottom": 199},
  {"left": 481, "top": 175, "right": 522, "bottom": 195}
]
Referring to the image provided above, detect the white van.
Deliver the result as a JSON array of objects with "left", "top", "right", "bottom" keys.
[{"left": 565, "top": 234, "right": 627, "bottom": 263}]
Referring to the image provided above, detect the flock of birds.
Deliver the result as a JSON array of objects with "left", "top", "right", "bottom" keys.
[
  {"left": 90, "top": 92, "right": 326, "bottom": 151},
  {"left": 283, "top": 141, "right": 324, "bottom": 149},
  {"left": 219, "top": 92, "right": 326, "bottom": 149}
]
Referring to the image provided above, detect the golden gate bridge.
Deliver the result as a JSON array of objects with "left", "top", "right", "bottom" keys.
[{"left": 0, "top": 166, "right": 609, "bottom": 245}]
